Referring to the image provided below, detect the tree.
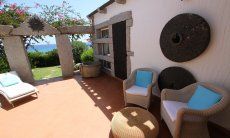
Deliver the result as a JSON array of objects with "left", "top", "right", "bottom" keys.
[{"left": 38, "top": 1, "right": 88, "bottom": 41}]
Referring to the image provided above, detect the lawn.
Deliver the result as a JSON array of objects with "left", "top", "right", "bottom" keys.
[{"left": 32, "top": 66, "right": 62, "bottom": 80}]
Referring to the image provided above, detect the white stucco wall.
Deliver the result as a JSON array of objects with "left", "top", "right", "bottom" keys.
[{"left": 93, "top": 0, "right": 230, "bottom": 129}]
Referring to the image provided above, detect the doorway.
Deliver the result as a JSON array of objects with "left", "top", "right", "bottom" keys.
[{"left": 112, "top": 21, "right": 127, "bottom": 80}]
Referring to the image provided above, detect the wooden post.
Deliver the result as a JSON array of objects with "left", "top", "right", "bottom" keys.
[
  {"left": 2, "top": 36, "right": 34, "bottom": 83},
  {"left": 55, "top": 34, "right": 74, "bottom": 77}
]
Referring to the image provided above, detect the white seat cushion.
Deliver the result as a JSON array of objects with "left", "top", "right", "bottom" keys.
[
  {"left": 126, "top": 85, "right": 148, "bottom": 96},
  {"left": 163, "top": 100, "right": 188, "bottom": 122},
  {"left": 0, "top": 82, "right": 37, "bottom": 99}
]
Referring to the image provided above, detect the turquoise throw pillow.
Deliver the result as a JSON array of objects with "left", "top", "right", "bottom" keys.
[
  {"left": 0, "top": 74, "right": 21, "bottom": 87},
  {"left": 135, "top": 70, "right": 153, "bottom": 88},
  {"left": 188, "top": 85, "right": 222, "bottom": 110}
]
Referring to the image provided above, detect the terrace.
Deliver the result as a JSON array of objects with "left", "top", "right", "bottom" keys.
[
  {"left": 0, "top": 0, "right": 230, "bottom": 138},
  {"left": 0, "top": 73, "right": 227, "bottom": 138}
]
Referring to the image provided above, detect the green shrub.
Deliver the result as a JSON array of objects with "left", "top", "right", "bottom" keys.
[
  {"left": 81, "top": 48, "right": 94, "bottom": 63},
  {"left": 28, "top": 49, "right": 60, "bottom": 68},
  {"left": 45, "top": 50, "right": 60, "bottom": 66},
  {"left": 72, "top": 41, "right": 88, "bottom": 64},
  {"left": 0, "top": 56, "right": 10, "bottom": 73},
  {"left": 0, "top": 42, "right": 10, "bottom": 73}
]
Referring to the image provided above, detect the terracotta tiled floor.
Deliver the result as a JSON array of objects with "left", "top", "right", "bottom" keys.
[{"left": 0, "top": 73, "right": 227, "bottom": 138}]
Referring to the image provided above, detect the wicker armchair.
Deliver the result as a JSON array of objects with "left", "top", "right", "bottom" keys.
[
  {"left": 161, "top": 82, "right": 229, "bottom": 138},
  {"left": 123, "top": 68, "right": 158, "bottom": 109}
]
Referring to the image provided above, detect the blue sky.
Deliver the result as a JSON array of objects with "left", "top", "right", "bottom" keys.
[{"left": 7, "top": 0, "right": 109, "bottom": 44}]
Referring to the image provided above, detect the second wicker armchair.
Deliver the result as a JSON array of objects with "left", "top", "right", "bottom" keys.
[
  {"left": 161, "top": 82, "right": 229, "bottom": 138},
  {"left": 123, "top": 68, "right": 158, "bottom": 109}
]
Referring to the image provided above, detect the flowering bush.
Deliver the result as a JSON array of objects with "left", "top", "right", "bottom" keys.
[
  {"left": 37, "top": 1, "right": 87, "bottom": 41},
  {"left": 38, "top": 1, "right": 87, "bottom": 28},
  {"left": 0, "top": 2, "right": 29, "bottom": 27},
  {"left": 0, "top": 1, "right": 87, "bottom": 28}
]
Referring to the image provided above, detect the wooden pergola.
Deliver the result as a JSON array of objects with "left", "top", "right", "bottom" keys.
[{"left": 0, "top": 17, "right": 93, "bottom": 83}]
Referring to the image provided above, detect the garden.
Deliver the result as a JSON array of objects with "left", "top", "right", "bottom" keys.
[
  {"left": 0, "top": 0, "right": 94, "bottom": 80},
  {"left": 29, "top": 41, "right": 94, "bottom": 80}
]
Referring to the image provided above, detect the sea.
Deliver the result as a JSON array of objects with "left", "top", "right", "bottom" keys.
[
  {"left": 27, "top": 42, "right": 92, "bottom": 53},
  {"left": 27, "top": 44, "right": 57, "bottom": 53}
]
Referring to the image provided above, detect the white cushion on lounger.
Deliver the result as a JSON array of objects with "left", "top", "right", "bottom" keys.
[
  {"left": 126, "top": 85, "right": 148, "bottom": 96},
  {"left": 0, "top": 71, "right": 22, "bottom": 88},
  {"left": 163, "top": 100, "right": 188, "bottom": 122},
  {"left": 0, "top": 82, "right": 37, "bottom": 99}
]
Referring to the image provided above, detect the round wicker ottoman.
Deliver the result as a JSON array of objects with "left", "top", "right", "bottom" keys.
[{"left": 111, "top": 107, "right": 159, "bottom": 138}]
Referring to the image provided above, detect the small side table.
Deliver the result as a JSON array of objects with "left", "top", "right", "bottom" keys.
[{"left": 111, "top": 107, "right": 159, "bottom": 138}]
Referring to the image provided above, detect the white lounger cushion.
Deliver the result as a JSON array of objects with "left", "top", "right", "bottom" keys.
[
  {"left": 126, "top": 85, "right": 148, "bottom": 96},
  {"left": 0, "top": 82, "right": 37, "bottom": 99},
  {"left": 163, "top": 100, "right": 188, "bottom": 122},
  {"left": 0, "top": 71, "right": 22, "bottom": 88}
]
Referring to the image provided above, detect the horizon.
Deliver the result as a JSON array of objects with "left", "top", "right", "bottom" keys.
[
  {"left": 27, "top": 42, "right": 92, "bottom": 53},
  {"left": 32, "top": 41, "right": 92, "bottom": 46}
]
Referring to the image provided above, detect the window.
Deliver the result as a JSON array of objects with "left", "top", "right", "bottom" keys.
[
  {"left": 103, "top": 43, "right": 110, "bottom": 56},
  {"left": 101, "top": 28, "right": 109, "bottom": 38},
  {"left": 98, "top": 44, "right": 103, "bottom": 55},
  {"left": 98, "top": 43, "right": 110, "bottom": 56}
]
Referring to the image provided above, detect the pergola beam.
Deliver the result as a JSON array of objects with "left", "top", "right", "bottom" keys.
[
  {"left": 58, "top": 26, "right": 93, "bottom": 34},
  {"left": 115, "top": 0, "right": 126, "bottom": 4},
  {"left": 0, "top": 25, "right": 93, "bottom": 37},
  {"left": 0, "top": 25, "right": 13, "bottom": 37},
  {"left": 11, "top": 18, "right": 60, "bottom": 36}
]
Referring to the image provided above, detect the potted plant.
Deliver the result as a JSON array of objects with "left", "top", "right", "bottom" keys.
[{"left": 80, "top": 48, "right": 101, "bottom": 78}]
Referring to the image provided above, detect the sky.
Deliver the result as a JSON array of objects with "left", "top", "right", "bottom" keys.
[{"left": 7, "top": 0, "right": 109, "bottom": 44}]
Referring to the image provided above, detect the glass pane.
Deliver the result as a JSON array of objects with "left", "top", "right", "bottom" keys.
[
  {"left": 101, "top": 29, "right": 109, "bottom": 38},
  {"left": 98, "top": 44, "right": 103, "bottom": 55},
  {"left": 103, "top": 43, "right": 110, "bottom": 56}
]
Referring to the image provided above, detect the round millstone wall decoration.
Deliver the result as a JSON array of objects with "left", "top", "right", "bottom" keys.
[
  {"left": 158, "top": 67, "right": 196, "bottom": 91},
  {"left": 160, "top": 13, "right": 210, "bottom": 62},
  {"left": 28, "top": 16, "right": 45, "bottom": 32}
]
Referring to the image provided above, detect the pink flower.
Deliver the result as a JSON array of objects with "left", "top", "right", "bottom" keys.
[
  {"left": 57, "top": 13, "right": 64, "bottom": 19},
  {"left": 0, "top": 1, "right": 4, "bottom": 6},
  {"left": 24, "top": 6, "right": 30, "bottom": 11},
  {"left": 10, "top": 3, "right": 17, "bottom": 10},
  {"left": 0, "top": 10, "right": 4, "bottom": 15},
  {"left": 34, "top": 3, "right": 40, "bottom": 8},
  {"left": 16, "top": 9, "right": 24, "bottom": 15}
]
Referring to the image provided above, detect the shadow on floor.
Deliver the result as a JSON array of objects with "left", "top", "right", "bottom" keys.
[
  {"left": 0, "top": 95, "right": 38, "bottom": 110},
  {"left": 73, "top": 73, "right": 172, "bottom": 138},
  {"left": 34, "top": 76, "right": 71, "bottom": 86},
  {"left": 74, "top": 73, "right": 125, "bottom": 121}
]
